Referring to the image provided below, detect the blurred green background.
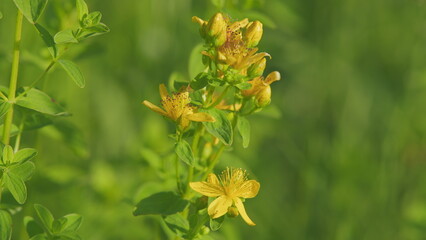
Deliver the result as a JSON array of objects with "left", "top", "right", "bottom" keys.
[{"left": 1, "top": 0, "right": 426, "bottom": 239}]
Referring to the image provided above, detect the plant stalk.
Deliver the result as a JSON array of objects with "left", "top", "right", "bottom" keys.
[{"left": 3, "top": 10, "right": 24, "bottom": 145}]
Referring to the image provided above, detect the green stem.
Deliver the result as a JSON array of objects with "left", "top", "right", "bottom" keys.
[
  {"left": 14, "top": 116, "right": 25, "bottom": 152},
  {"left": 201, "top": 144, "right": 226, "bottom": 181},
  {"left": 175, "top": 155, "right": 182, "bottom": 195},
  {"left": 16, "top": 60, "right": 56, "bottom": 100},
  {"left": 3, "top": 10, "right": 24, "bottom": 145}
]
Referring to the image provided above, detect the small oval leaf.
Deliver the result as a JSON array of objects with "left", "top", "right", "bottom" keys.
[
  {"left": 237, "top": 116, "right": 250, "bottom": 148},
  {"left": 0, "top": 210, "right": 12, "bottom": 240},
  {"left": 175, "top": 140, "right": 194, "bottom": 166},
  {"left": 133, "top": 191, "right": 189, "bottom": 216},
  {"left": 34, "top": 204, "right": 54, "bottom": 230},
  {"left": 58, "top": 60, "right": 85, "bottom": 88},
  {"left": 4, "top": 171, "right": 27, "bottom": 204}
]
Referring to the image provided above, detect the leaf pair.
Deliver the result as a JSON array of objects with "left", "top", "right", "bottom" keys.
[
  {"left": 25, "top": 204, "right": 83, "bottom": 240},
  {"left": 0, "top": 146, "right": 37, "bottom": 204}
]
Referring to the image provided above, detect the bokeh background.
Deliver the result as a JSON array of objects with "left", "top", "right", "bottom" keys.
[{"left": 1, "top": 0, "right": 426, "bottom": 239}]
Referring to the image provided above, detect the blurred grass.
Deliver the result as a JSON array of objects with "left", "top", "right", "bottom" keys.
[{"left": 1, "top": 0, "right": 426, "bottom": 239}]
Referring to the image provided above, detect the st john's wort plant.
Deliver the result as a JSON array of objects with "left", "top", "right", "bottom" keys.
[
  {"left": 0, "top": 0, "right": 109, "bottom": 239},
  {"left": 135, "top": 12, "right": 281, "bottom": 239}
]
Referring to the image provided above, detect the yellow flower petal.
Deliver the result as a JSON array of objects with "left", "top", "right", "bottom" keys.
[
  {"left": 265, "top": 71, "right": 281, "bottom": 84},
  {"left": 208, "top": 196, "right": 233, "bottom": 219},
  {"left": 234, "top": 180, "right": 260, "bottom": 199},
  {"left": 189, "top": 181, "right": 224, "bottom": 197},
  {"left": 233, "top": 197, "right": 256, "bottom": 226},
  {"left": 159, "top": 84, "right": 169, "bottom": 99},
  {"left": 207, "top": 173, "right": 220, "bottom": 185},
  {"left": 142, "top": 100, "right": 167, "bottom": 116},
  {"left": 186, "top": 113, "right": 215, "bottom": 122}
]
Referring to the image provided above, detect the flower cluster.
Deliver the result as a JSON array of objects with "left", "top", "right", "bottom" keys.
[
  {"left": 138, "top": 12, "right": 281, "bottom": 238},
  {"left": 192, "top": 12, "right": 280, "bottom": 107}
]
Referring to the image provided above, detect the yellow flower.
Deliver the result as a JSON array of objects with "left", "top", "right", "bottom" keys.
[
  {"left": 194, "top": 13, "right": 270, "bottom": 74},
  {"left": 242, "top": 71, "right": 281, "bottom": 107},
  {"left": 142, "top": 84, "right": 215, "bottom": 129},
  {"left": 190, "top": 168, "right": 260, "bottom": 226}
]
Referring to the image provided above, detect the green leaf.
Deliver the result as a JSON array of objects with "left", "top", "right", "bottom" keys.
[
  {"left": 24, "top": 216, "right": 44, "bottom": 238},
  {"left": 60, "top": 214, "right": 83, "bottom": 232},
  {"left": 76, "top": 23, "right": 110, "bottom": 41},
  {"left": 34, "top": 204, "right": 54, "bottom": 231},
  {"left": 10, "top": 161, "right": 36, "bottom": 181},
  {"left": 34, "top": 24, "right": 57, "bottom": 58},
  {"left": 163, "top": 214, "right": 189, "bottom": 237},
  {"left": 237, "top": 116, "right": 250, "bottom": 148},
  {"left": 54, "top": 29, "right": 78, "bottom": 44},
  {"left": 200, "top": 108, "right": 233, "bottom": 145},
  {"left": 133, "top": 192, "right": 189, "bottom": 216},
  {"left": 58, "top": 60, "right": 85, "bottom": 88},
  {"left": 56, "top": 232, "right": 81, "bottom": 240},
  {"left": 3, "top": 171, "right": 27, "bottom": 204},
  {"left": 188, "top": 43, "right": 205, "bottom": 80},
  {"left": 52, "top": 218, "right": 66, "bottom": 233},
  {"left": 2, "top": 145, "right": 14, "bottom": 165},
  {"left": 235, "top": 82, "right": 252, "bottom": 90},
  {"left": 13, "top": 148, "right": 37, "bottom": 163},
  {"left": 29, "top": 234, "right": 48, "bottom": 240},
  {"left": 0, "top": 100, "right": 11, "bottom": 119},
  {"left": 76, "top": 0, "right": 88, "bottom": 21},
  {"left": 209, "top": 215, "right": 224, "bottom": 231},
  {"left": 13, "top": 0, "right": 48, "bottom": 23},
  {"left": 191, "top": 72, "right": 210, "bottom": 90},
  {"left": 24, "top": 113, "right": 53, "bottom": 131},
  {"left": 175, "top": 140, "right": 194, "bottom": 166},
  {"left": 0, "top": 210, "right": 12, "bottom": 240},
  {"left": 85, "top": 11, "right": 102, "bottom": 26},
  {"left": 16, "top": 88, "right": 68, "bottom": 116}
]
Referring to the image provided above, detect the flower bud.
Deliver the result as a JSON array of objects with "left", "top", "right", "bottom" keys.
[
  {"left": 213, "top": 30, "right": 227, "bottom": 47},
  {"left": 244, "top": 21, "right": 263, "bottom": 48},
  {"left": 206, "top": 13, "right": 227, "bottom": 39},
  {"left": 202, "top": 142, "right": 213, "bottom": 160},
  {"left": 247, "top": 57, "right": 266, "bottom": 77},
  {"left": 255, "top": 86, "right": 271, "bottom": 107},
  {"left": 200, "top": 226, "right": 210, "bottom": 235},
  {"left": 227, "top": 206, "right": 239, "bottom": 218}
]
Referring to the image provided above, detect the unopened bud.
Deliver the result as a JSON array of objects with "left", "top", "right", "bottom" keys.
[
  {"left": 202, "top": 143, "right": 213, "bottom": 160},
  {"left": 227, "top": 206, "right": 239, "bottom": 218},
  {"left": 206, "top": 13, "right": 227, "bottom": 38},
  {"left": 200, "top": 226, "right": 210, "bottom": 235},
  {"left": 247, "top": 58, "right": 266, "bottom": 77},
  {"left": 244, "top": 21, "right": 263, "bottom": 48},
  {"left": 255, "top": 86, "right": 271, "bottom": 107}
]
